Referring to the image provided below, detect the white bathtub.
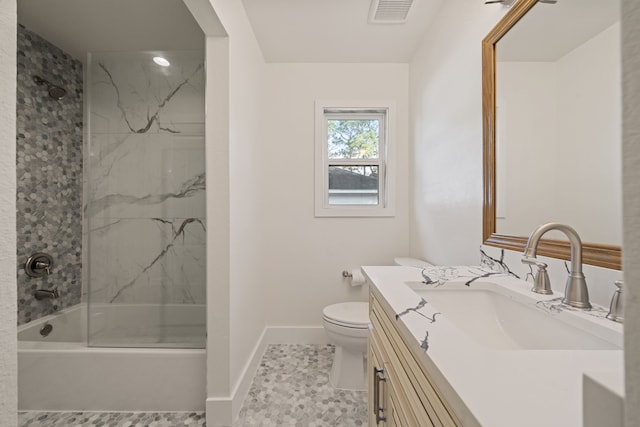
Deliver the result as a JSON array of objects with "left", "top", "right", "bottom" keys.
[{"left": 18, "top": 303, "right": 206, "bottom": 411}]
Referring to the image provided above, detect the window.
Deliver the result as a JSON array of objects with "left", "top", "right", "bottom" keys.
[{"left": 315, "top": 101, "right": 396, "bottom": 217}]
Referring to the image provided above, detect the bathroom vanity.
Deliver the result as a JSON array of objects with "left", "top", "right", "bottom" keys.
[
  {"left": 369, "top": 285, "right": 461, "bottom": 426},
  {"left": 363, "top": 266, "right": 624, "bottom": 427}
]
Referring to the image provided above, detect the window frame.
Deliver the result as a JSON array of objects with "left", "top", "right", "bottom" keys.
[{"left": 314, "top": 100, "right": 396, "bottom": 217}]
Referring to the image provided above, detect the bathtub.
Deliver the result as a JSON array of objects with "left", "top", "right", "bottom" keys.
[{"left": 18, "top": 303, "right": 206, "bottom": 411}]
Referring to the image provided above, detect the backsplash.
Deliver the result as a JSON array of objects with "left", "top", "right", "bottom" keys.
[
  {"left": 480, "top": 245, "right": 624, "bottom": 309},
  {"left": 16, "top": 25, "right": 83, "bottom": 325}
]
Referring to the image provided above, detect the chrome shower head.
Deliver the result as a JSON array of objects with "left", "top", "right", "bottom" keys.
[{"left": 32, "top": 75, "right": 67, "bottom": 100}]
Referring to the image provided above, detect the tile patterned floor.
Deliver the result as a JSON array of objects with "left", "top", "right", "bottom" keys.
[
  {"left": 234, "top": 344, "right": 367, "bottom": 426},
  {"left": 18, "top": 344, "right": 368, "bottom": 427},
  {"left": 18, "top": 412, "right": 206, "bottom": 426}
]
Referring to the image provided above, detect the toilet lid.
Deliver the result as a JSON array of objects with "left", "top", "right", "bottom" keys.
[{"left": 323, "top": 302, "right": 369, "bottom": 328}]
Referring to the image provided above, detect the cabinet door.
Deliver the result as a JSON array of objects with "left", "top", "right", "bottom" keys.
[{"left": 387, "top": 381, "right": 412, "bottom": 427}]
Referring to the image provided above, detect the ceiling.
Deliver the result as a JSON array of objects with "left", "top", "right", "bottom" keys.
[
  {"left": 17, "top": 0, "right": 215, "bottom": 61},
  {"left": 498, "top": 0, "right": 620, "bottom": 62},
  {"left": 18, "top": 0, "right": 444, "bottom": 64},
  {"left": 17, "top": 0, "right": 621, "bottom": 66},
  {"left": 241, "top": 0, "right": 444, "bottom": 63}
]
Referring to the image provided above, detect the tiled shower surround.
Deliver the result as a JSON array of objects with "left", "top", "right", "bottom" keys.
[
  {"left": 16, "top": 25, "right": 83, "bottom": 325},
  {"left": 86, "top": 51, "right": 206, "bottom": 345}
]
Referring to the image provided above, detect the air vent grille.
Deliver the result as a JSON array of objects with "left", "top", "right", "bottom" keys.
[{"left": 369, "top": 0, "right": 414, "bottom": 24}]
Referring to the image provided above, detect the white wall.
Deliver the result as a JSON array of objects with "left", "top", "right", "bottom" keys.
[
  {"left": 203, "top": 1, "right": 411, "bottom": 420},
  {"left": 555, "top": 23, "right": 622, "bottom": 245},
  {"left": 496, "top": 23, "right": 622, "bottom": 245},
  {"left": 226, "top": 14, "right": 267, "bottom": 405},
  {"left": 409, "top": 0, "right": 507, "bottom": 264},
  {"left": 261, "top": 63, "right": 410, "bottom": 326},
  {"left": 0, "top": 0, "right": 17, "bottom": 425},
  {"left": 204, "top": 1, "right": 267, "bottom": 424},
  {"left": 622, "top": 1, "right": 640, "bottom": 425},
  {"left": 496, "top": 62, "right": 558, "bottom": 236}
]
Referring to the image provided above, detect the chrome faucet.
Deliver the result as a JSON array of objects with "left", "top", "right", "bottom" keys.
[
  {"left": 34, "top": 288, "right": 59, "bottom": 300},
  {"left": 522, "top": 223, "right": 591, "bottom": 309}
]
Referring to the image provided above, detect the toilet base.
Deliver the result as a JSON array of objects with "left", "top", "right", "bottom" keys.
[{"left": 329, "top": 345, "right": 367, "bottom": 391}]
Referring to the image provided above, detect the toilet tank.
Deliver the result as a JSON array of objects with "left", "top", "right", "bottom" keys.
[{"left": 393, "top": 257, "right": 433, "bottom": 268}]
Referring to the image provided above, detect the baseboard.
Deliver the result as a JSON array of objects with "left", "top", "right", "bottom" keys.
[
  {"left": 229, "top": 327, "right": 269, "bottom": 423},
  {"left": 264, "top": 326, "right": 329, "bottom": 345},
  {"left": 205, "top": 398, "right": 233, "bottom": 427},
  {"left": 206, "top": 326, "right": 330, "bottom": 426}
]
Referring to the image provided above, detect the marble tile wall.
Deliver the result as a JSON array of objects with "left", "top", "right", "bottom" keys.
[
  {"left": 86, "top": 52, "right": 206, "bottom": 310},
  {"left": 16, "top": 25, "right": 83, "bottom": 325}
]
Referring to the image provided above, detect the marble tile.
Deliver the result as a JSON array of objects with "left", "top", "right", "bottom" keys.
[
  {"left": 89, "top": 52, "right": 204, "bottom": 135},
  {"left": 88, "top": 217, "right": 206, "bottom": 304},
  {"left": 86, "top": 51, "right": 206, "bottom": 310},
  {"left": 16, "top": 25, "right": 84, "bottom": 325}
]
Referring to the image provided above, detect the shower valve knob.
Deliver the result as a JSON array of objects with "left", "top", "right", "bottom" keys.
[{"left": 25, "top": 253, "right": 54, "bottom": 278}]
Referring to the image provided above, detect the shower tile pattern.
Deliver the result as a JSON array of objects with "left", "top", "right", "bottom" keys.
[
  {"left": 86, "top": 52, "right": 205, "bottom": 345},
  {"left": 18, "top": 344, "right": 368, "bottom": 426},
  {"left": 16, "top": 25, "right": 83, "bottom": 325}
]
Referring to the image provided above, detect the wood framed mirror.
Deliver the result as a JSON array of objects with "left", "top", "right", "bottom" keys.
[{"left": 482, "top": 0, "right": 622, "bottom": 270}]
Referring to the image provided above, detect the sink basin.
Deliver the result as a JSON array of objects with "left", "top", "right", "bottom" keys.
[{"left": 409, "top": 283, "right": 619, "bottom": 351}]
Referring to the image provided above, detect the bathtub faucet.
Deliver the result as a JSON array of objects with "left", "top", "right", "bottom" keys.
[{"left": 34, "top": 288, "right": 59, "bottom": 300}]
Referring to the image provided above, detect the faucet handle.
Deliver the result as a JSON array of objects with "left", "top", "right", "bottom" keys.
[
  {"left": 35, "top": 260, "right": 51, "bottom": 275},
  {"left": 532, "top": 262, "right": 553, "bottom": 295},
  {"left": 25, "top": 252, "right": 54, "bottom": 277},
  {"left": 606, "top": 280, "right": 623, "bottom": 323},
  {"left": 521, "top": 257, "right": 553, "bottom": 294}
]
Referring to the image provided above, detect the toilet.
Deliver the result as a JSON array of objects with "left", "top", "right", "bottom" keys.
[
  {"left": 322, "top": 257, "right": 433, "bottom": 390},
  {"left": 322, "top": 301, "right": 370, "bottom": 390}
]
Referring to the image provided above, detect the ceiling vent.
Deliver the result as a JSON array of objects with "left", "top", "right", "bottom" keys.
[{"left": 368, "top": 0, "right": 414, "bottom": 24}]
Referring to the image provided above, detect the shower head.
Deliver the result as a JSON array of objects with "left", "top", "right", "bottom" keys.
[{"left": 32, "top": 75, "right": 67, "bottom": 100}]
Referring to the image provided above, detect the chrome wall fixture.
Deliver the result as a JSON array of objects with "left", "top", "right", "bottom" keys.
[
  {"left": 34, "top": 288, "right": 59, "bottom": 300},
  {"left": 32, "top": 75, "right": 67, "bottom": 100},
  {"left": 24, "top": 252, "right": 53, "bottom": 278},
  {"left": 40, "top": 323, "right": 53, "bottom": 337}
]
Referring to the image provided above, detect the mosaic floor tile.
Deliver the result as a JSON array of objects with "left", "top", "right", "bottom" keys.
[
  {"left": 17, "top": 411, "right": 206, "bottom": 426},
  {"left": 18, "top": 344, "right": 368, "bottom": 427},
  {"left": 233, "top": 344, "right": 368, "bottom": 426}
]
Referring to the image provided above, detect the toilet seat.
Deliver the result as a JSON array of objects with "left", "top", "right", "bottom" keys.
[{"left": 322, "top": 302, "right": 369, "bottom": 329}]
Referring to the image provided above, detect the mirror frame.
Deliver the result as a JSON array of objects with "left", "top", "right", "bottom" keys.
[{"left": 482, "top": 0, "right": 622, "bottom": 270}]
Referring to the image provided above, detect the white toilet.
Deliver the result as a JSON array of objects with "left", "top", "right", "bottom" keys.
[
  {"left": 322, "top": 301, "right": 370, "bottom": 390},
  {"left": 322, "top": 258, "right": 433, "bottom": 390}
]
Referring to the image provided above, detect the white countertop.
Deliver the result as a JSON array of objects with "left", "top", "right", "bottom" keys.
[{"left": 362, "top": 265, "right": 624, "bottom": 427}]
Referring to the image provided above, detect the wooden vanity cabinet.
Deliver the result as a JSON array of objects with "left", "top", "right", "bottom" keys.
[{"left": 368, "top": 289, "right": 461, "bottom": 427}]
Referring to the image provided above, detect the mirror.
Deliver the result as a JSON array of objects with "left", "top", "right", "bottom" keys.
[{"left": 482, "top": 0, "right": 622, "bottom": 270}]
